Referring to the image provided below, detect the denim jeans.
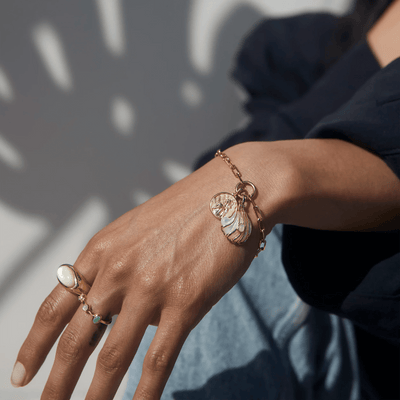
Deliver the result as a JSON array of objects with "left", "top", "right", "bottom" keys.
[{"left": 123, "top": 225, "right": 360, "bottom": 400}]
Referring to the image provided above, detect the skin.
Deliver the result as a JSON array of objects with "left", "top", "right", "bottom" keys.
[
  {"left": 367, "top": 0, "right": 400, "bottom": 67},
  {"left": 12, "top": 3, "right": 400, "bottom": 398},
  {"left": 12, "top": 139, "right": 400, "bottom": 400}
]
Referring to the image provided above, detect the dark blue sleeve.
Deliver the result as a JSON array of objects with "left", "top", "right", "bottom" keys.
[
  {"left": 194, "top": 20, "right": 380, "bottom": 170},
  {"left": 306, "top": 56, "right": 400, "bottom": 179},
  {"left": 231, "top": 13, "right": 340, "bottom": 102},
  {"left": 194, "top": 13, "right": 343, "bottom": 169}
]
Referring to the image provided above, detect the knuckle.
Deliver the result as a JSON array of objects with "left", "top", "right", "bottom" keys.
[
  {"left": 137, "top": 279, "right": 158, "bottom": 297},
  {"left": 86, "top": 233, "right": 110, "bottom": 256},
  {"left": 57, "top": 328, "right": 81, "bottom": 365},
  {"left": 143, "top": 349, "right": 173, "bottom": 374},
  {"left": 36, "top": 295, "right": 61, "bottom": 328},
  {"left": 97, "top": 345, "right": 124, "bottom": 376},
  {"left": 134, "top": 270, "right": 162, "bottom": 296},
  {"left": 103, "top": 259, "right": 130, "bottom": 285}
]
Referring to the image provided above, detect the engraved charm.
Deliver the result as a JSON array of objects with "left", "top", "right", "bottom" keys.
[{"left": 210, "top": 192, "right": 237, "bottom": 219}]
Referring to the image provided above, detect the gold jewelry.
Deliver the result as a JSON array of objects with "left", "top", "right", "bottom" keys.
[
  {"left": 210, "top": 150, "right": 266, "bottom": 257},
  {"left": 57, "top": 264, "right": 91, "bottom": 296},
  {"left": 78, "top": 294, "right": 112, "bottom": 325},
  {"left": 57, "top": 264, "right": 112, "bottom": 325}
]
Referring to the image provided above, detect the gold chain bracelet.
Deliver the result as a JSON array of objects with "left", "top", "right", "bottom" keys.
[{"left": 210, "top": 150, "right": 267, "bottom": 257}]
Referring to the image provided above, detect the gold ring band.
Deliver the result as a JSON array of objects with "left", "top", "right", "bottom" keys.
[{"left": 78, "top": 294, "right": 112, "bottom": 325}]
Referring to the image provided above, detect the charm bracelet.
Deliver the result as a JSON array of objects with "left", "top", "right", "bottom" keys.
[{"left": 209, "top": 150, "right": 267, "bottom": 257}]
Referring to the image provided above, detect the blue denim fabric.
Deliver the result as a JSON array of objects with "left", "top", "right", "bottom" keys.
[{"left": 123, "top": 225, "right": 360, "bottom": 400}]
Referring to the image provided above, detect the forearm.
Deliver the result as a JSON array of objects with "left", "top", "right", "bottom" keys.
[
  {"left": 367, "top": 0, "right": 400, "bottom": 68},
  {"left": 226, "top": 140, "right": 400, "bottom": 232}
]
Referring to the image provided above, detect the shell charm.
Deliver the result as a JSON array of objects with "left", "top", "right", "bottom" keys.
[{"left": 210, "top": 193, "right": 252, "bottom": 245}]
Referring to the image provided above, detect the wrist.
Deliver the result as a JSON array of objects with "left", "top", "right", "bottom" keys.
[
  {"left": 223, "top": 141, "right": 300, "bottom": 232},
  {"left": 230, "top": 139, "right": 400, "bottom": 232}
]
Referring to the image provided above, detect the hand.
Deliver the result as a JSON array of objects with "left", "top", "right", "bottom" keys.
[
  {"left": 11, "top": 148, "right": 269, "bottom": 400},
  {"left": 12, "top": 137, "right": 399, "bottom": 399}
]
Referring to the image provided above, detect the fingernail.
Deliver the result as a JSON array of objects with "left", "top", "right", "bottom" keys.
[{"left": 11, "top": 362, "right": 26, "bottom": 387}]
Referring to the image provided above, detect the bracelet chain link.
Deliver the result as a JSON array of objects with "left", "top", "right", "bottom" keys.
[{"left": 215, "top": 150, "right": 267, "bottom": 257}]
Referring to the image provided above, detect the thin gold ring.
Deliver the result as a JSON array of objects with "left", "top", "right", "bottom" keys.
[{"left": 78, "top": 294, "right": 112, "bottom": 325}]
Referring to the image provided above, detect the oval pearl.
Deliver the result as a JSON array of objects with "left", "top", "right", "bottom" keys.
[{"left": 57, "top": 265, "right": 76, "bottom": 288}]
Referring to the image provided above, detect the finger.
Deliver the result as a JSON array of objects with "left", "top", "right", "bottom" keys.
[
  {"left": 40, "top": 293, "right": 111, "bottom": 400},
  {"left": 85, "top": 300, "right": 153, "bottom": 400},
  {"left": 133, "top": 315, "right": 190, "bottom": 400},
  {"left": 11, "top": 285, "right": 79, "bottom": 388}
]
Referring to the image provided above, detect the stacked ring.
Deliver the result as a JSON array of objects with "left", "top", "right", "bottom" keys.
[
  {"left": 57, "top": 264, "right": 112, "bottom": 326},
  {"left": 57, "top": 264, "right": 91, "bottom": 296},
  {"left": 78, "top": 294, "right": 111, "bottom": 325}
]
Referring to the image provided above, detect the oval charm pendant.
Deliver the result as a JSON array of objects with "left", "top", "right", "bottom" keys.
[{"left": 210, "top": 192, "right": 237, "bottom": 219}]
